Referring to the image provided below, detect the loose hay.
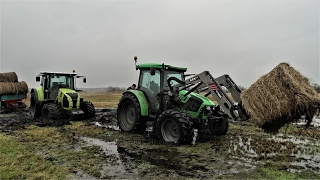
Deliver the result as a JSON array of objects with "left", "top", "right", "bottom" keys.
[
  {"left": 0, "top": 72, "right": 18, "bottom": 82},
  {"left": 240, "top": 62, "right": 320, "bottom": 133},
  {"left": 0, "top": 81, "right": 28, "bottom": 94}
]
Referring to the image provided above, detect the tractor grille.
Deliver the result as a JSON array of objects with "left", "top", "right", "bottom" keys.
[{"left": 63, "top": 93, "right": 79, "bottom": 108}]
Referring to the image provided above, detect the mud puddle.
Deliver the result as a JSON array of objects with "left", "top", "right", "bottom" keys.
[
  {"left": 294, "top": 117, "right": 320, "bottom": 128},
  {"left": 94, "top": 122, "right": 119, "bottom": 131},
  {"left": 229, "top": 133, "right": 320, "bottom": 175},
  {"left": 78, "top": 136, "right": 133, "bottom": 179}
]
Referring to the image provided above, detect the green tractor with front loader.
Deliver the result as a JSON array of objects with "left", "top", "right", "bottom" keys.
[
  {"left": 117, "top": 62, "right": 249, "bottom": 144},
  {"left": 30, "top": 71, "right": 95, "bottom": 125}
]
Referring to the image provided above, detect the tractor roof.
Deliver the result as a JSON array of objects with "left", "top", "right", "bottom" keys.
[
  {"left": 136, "top": 63, "right": 187, "bottom": 72},
  {"left": 39, "top": 71, "right": 78, "bottom": 76}
]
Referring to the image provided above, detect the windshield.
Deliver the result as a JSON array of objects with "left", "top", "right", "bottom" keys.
[
  {"left": 50, "top": 75, "right": 74, "bottom": 89},
  {"left": 164, "top": 70, "right": 184, "bottom": 90}
]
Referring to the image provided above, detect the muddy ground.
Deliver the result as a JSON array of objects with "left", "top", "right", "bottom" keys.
[{"left": 1, "top": 108, "right": 320, "bottom": 179}]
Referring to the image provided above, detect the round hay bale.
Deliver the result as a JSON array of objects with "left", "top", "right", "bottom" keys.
[
  {"left": 0, "top": 82, "right": 16, "bottom": 94},
  {"left": 241, "top": 62, "right": 320, "bottom": 133},
  {"left": 15, "top": 81, "right": 29, "bottom": 93},
  {"left": 0, "top": 81, "right": 28, "bottom": 94},
  {"left": 0, "top": 72, "right": 18, "bottom": 82}
]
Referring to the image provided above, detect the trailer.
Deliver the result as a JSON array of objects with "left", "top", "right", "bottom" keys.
[{"left": 0, "top": 93, "right": 27, "bottom": 110}]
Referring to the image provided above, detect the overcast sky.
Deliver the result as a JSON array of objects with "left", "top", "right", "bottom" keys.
[{"left": 1, "top": 0, "right": 319, "bottom": 89}]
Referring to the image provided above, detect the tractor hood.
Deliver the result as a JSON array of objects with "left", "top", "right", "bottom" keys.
[
  {"left": 179, "top": 90, "right": 215, "bottom": 106},
  {"left": 57, "top": 88, "right": 80, "bottom": 110}
]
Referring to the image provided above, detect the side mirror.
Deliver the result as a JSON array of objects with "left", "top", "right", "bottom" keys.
[
  {"left": 83, "top": 78, "right": 86, "bottom": 83},
  {"left": 150, "top": 67, "right": 156, "bottom": 76},
  {"left": 36, "top": 76, "right": 40, "bottom": 82}
]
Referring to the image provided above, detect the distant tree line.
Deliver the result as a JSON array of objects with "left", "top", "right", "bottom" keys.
[{"left": 106, "top": 86, "right": 126, "bottom": 92}]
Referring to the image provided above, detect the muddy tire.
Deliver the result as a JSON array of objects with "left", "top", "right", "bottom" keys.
[
  {"left": 30, "top": 91, "right": 41, "bottom": 118},
  {"left": 213, "top": 116, "right": 229, "bottom": 135},
  {"left": 156, "top": 110, "right": 193, "bottom": 145},
  {"left": 41, "top": 103, "right": 63, "bottom": 126},
  {"left": 80, "top": 101, "right": 96, "bottom": 118},
  {"left": 117, "top": 93, "right": 145, "bottom": 132}
]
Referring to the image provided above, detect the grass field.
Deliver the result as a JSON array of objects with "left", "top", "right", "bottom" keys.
[{"left": 78, "top": 91, "right": 122, "bottom": 108}]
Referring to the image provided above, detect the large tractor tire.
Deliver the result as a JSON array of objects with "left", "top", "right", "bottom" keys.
[
  {"left": 41, "top": 103, "right": 63, "bottom": 126},
  {"left": 213, "top": 116, "right": 229, "bottom": 135},
  {"left": 156, "top": 110, "right": 194, "bottom": 145},
  {"left": 117, "top": 93, "right": 146, "bottom": 132},
  {"left": 30, "top": 91, "right": 41, "bottom": 118},
  {"left": 80, "top": 101, "right": 96, "bottom": 118}
]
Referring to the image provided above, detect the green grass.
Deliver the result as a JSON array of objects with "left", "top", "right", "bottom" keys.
[
  {"left": 0, "top": 125, "right": 112, "bottom": 179},
  {"left": 0, "top": 133, "right": 69, "bottom": 179}
]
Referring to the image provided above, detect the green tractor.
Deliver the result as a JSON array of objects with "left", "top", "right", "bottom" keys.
[
  {"left": 30, "top": 71, "right": 95, "bottom": 125},
  {"left": 117, "top": 63, "right": 248, "bottom": 144}
]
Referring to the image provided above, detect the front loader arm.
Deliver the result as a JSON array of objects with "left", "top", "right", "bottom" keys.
[{"left": 169, "top": 71, "right": 249, "bottom": 121}]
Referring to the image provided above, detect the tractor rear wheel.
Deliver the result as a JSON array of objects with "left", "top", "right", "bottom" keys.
[
  {"left": 80, "top": 101, "right": 96, "bottom": 118},
  {"left": 117, "top": 93, "right": 145, "bottom": 132},
  {"left": 30, "top": 91, "right": 41, "bottom": 118},
  {"left": 41, "top": 103, "right": 63, "bottom": 126},
  {"left": 156, "top": 110, "right": 193, "bottom": 144}
]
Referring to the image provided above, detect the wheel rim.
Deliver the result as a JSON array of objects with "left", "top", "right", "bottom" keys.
[
  {"left": 119, "top": 101, "right": 136, "bottom": 131},
  {"left": 161, "top": 119, "right": 180, "bottom": 142}
]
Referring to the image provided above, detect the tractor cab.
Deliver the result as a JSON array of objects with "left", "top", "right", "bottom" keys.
[{"left": 135, "top": 63, "right": 187, "bottom": 112}]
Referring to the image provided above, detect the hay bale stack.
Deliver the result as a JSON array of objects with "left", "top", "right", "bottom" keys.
[
  {"left": 240, "top": 62, "right": 320, "bottom": 133},
  {"left": 0, "top": 72, "right": 18, "bottom": 82},
  {"left": 0, "top": 81, "right": 28, "bottom": 94}
]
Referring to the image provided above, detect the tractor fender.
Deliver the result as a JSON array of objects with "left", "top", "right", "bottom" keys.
[
  {"left": 31, "top": 87, "right": 44, "bottom": 105},
  {"left": 124, "top": 90, "right": 149, "bottom": 116}
]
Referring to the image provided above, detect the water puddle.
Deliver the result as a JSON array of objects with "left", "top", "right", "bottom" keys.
[
  {"left": 229, "top": 133, "right": 320, "bottom": 174},
  {"left": 79, "top": 136, "right": 130, "bottom": 179},
  {"left": 94, "top": 122, "right": 119, "bottom": 131},
  {"left": 294, "top": 117, "right": 320, "bottom": 128}
]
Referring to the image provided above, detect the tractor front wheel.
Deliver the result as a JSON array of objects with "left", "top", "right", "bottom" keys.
[
  {"left": 80, "top": 101, "right": 96, "bottom": 118},
  {"left": 156, "top": 110, "right": 193, "bottom": 145},
  {"left": 41, "top": 103, "right": 63, "bottom": 126},
  {"left": 213, "top": 116, "right": 229, "bottom": 135},
  {"left": 117, "top": 93, "right": 145, "bottom": 132}
]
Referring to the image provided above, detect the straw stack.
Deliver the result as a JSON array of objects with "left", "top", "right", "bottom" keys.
[
  {"left": 0, "top": 72, "right": 28, "bottom": 95},
  {"left": 240, "top": 62, "right": 320, "bottom": 133}
]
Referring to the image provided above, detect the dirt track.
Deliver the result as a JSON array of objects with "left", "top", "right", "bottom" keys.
[{"left": 1, "top": 108, "right": 320, "bottom": 179}]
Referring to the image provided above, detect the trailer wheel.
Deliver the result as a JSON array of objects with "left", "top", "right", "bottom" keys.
[
  {"left": 80, "top": 101, "right": 96, "bottom": 118},
  {"left": 117, "top": 93, "right": 145, "bottom": 132},
  {"left": 30, "top": 91, "right": 41, "bottom": 118},
  {"left": 41, "top": 103, "right": 63, "bottom": 126},
  {"left": 156, "top": 110, "right": 193, "bottom": 145}
]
